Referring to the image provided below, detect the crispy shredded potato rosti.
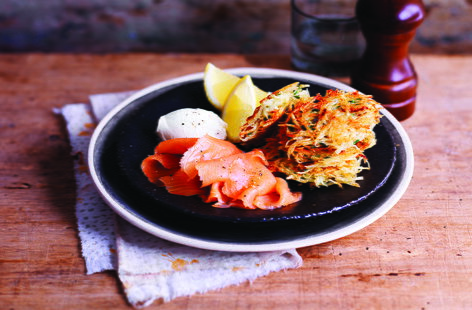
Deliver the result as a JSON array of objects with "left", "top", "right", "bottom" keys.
[{"left": 241, "top": 85, "right": 383, "bottom": 187}]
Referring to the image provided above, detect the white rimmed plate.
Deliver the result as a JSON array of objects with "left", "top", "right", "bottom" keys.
[{"left": 88, "top": 68, "right": 414, "bottom": 252}]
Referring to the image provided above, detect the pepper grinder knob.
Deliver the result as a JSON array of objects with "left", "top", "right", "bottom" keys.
[{"left": 351, "top": 0, "right": 426, "bottom": 121}]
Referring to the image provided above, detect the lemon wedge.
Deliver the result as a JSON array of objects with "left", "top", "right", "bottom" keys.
[
  {"left": 222, "top": 75, "right": 258, "bottom": 142},
  {"left": 204, "top": 63, "right": 269, "bottom": 111},
  {"left": 204, "top": 63, "right": 241, "bottom": 111}
]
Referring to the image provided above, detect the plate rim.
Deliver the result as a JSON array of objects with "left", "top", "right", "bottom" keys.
[{"left": 88, "top": 67, "right": 414, "bottom": 252}]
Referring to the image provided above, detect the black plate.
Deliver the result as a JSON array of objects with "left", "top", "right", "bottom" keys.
[
  {"left": 93, "top": 76, "right": 396, "bottom": 224},
  {"left": 89, "top": 68, "right": 413, "bottom": 251}
]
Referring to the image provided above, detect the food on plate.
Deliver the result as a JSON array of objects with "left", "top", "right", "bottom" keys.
[
  {"left": 204, "top": 63, "right": 268, "bottom": 141},
  {"left": 198, "top": 149, "right": 301, "bottom": 210},
  {"left": 240, "top": 82, "right": 310, "bottom": 145},
  {"left": 241, "top": 85, "right": 383, "bottom": 188},
  {"left": 204, "top": 63, "right": 267, "bottom": 111},
  {"left": 156, "top": 108, "right": 227, "bottom": 140},
  {"left": 179, "top": 133, "right": 241, "bottom": 180},
  {"left": 204, "top": 63, "right": 241, "bottom": 111},
  {"left": 222, "top": 75, "right": 264, "bottom": 143},
  {"left": 143, "top": 64, "right": 383, "bottom": 212},
  {"left": 141, "top": 135, "right": 302, "bottom": 210},
  {"left": 141, "top": 137, "right": 198, "bottom": 185}
]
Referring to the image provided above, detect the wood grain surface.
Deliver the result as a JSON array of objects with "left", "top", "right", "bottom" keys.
[{"left": 1, "top": 53, "right": 471, "bottom": 309}]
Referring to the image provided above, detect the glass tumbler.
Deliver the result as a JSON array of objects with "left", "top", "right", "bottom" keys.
[{"left": 291, "top": 0, "right": 365, "bottom": 77}]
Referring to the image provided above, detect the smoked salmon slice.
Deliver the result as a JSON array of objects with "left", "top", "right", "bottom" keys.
[
  {"left": 141, "top": 138, "right": 198, "bottom": 184},
  {"left": 154, "top": 137, "right": 198, "bottom": 154},
  {"left": 196, "top": 149, "right": 301, "bottom": 209},
  {"left": 253, "top": 178, "right": 302, "bottom": 209},
  {"left": 180, "top": 135, "right": 242, "bottom": 179},
  {"left": 159, "top": 169, "right": 206, "bottom": 196},
  {"left": 141, "top": 135, "right": 302, "bottom": 210},
  {"left": 141, "top": 154, "right": 179, "bottom": 184}
]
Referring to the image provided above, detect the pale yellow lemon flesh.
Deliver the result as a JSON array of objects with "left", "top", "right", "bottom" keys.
[
  {"left": 204, "top": 63, "right": 268, "bottom": 111},
  {"left": 222, "top": 75, "right": 259, "bottom": 143},
  {"left": 204, "top": 63, "right": 241, "bottom": 111},
  {"left": 203, "top": 63, "right": 269, "bottom": 142}
]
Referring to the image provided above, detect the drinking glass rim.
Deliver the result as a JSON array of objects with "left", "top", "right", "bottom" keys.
[{"left": 291, "top": 0, "right": 358, "bottom": 22}]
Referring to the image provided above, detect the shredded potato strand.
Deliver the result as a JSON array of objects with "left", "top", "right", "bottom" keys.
[{"left": 262, "top": 89, "right": 382, "bottom": 187}]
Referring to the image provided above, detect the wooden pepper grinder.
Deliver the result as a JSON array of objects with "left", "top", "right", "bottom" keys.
[{"left": 351, "top": 0, "right": 426, "bottom": 121}]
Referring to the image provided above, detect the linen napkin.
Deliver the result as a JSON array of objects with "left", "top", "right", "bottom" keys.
[{"left": 56, "top": 90, "right": 303, "bottom": 308}]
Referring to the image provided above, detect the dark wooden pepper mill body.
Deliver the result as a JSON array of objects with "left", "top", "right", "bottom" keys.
[{"left": 351, "top": 0, "right": 425, "bottom": 121}]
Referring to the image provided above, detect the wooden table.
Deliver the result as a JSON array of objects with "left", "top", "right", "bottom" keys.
[{"left": 1, "top": 53, "right": 471, "bottom": 309}]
